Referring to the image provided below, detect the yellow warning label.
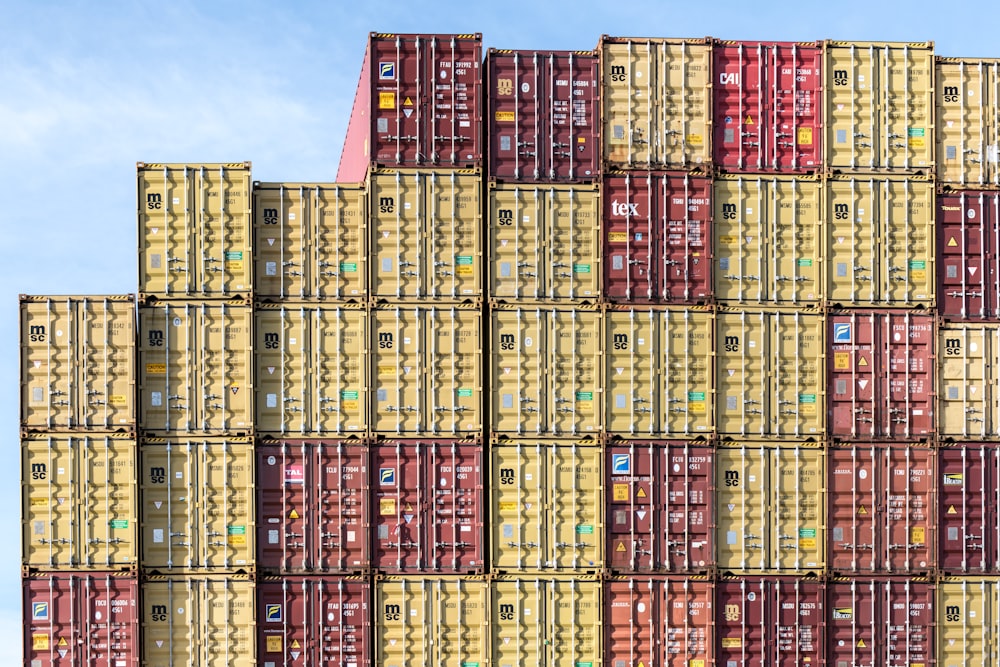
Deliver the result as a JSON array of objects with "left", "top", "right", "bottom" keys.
[
  {"left": 858, "top": 639, "right": 866, "bottom": 648},
  {"left": 797, "top": 127, "right": 813, "bottom": 145},
  {"left": 225, "top": 260, "right": 244, "bottom": 271},
  {"left": 499, "top": 502, "right": 518, "bottom": 511},
  {"left": 833, "top": 352, "right": 850, "bottom": 370},
  {"left": 608, "top": 232, "right": 628, "bottom": 242},
  {"left": 686, "top": 134, "right": 703, "bottom": 146},
  {"left": 690, "top": 661, "right": 705, "bottom": 667},
  {"left": 858, "top": 505, "right": 868, "bottom": 515},
  {"left": 109, "top": 394, "right": 127, "bottom": 405},
  {"left": 33, "top": 634, "right": 48, "bottom": 650},
  {"left": 911, "top": 527, "right": 925, "bottom": 543},
  {"left": 403, "top": 96, "right": 413, "bottom": 106},
  {"left": 578, "top": 401, "right": 594, "bottom": 413},
  {"left": 858, "top": 356, "right": 869, "bottom": 367},
  {"left": 578, "top": 136, "right": 586, "bottom": 143},
  {"left": 405, "top": 503, "right": 413, "bottom": 512},
  {"left": 379, "top": 92, "right": 395, "bottom": 109},
  {"left": 30, "top": 497, "right": 48, "bottom": 507},
  {"left": 228, "top": 534, "right": 246, "bottom": 546},
  {"left": 912, "top": 270, "right": 926, "bottom": 282},
  {"left": 289, "top": 509, "right": 299, "bottom": 519},
  {"left": 799, "top": 538, "right": 816, "bottom": 549},
  {"left": 947, "top": 505, "right": 957, "bottom": 515},
  {"left": 719, "top": 235, "right": 738, "bottom": 244},
  {"left": 636, "top": 487, "right": 647, "bottom": 499},
  {"left": 291, "top": 640, "right": 300, "bottom": 649},
  {"left": 378, "top": 366, "right": 396, "bottom": 375},
  {"left": 495, "top": 111, "right": 515, "bottom": 121},
  {"left": 146, "top": 363, "right": 166, "bottom": 374},
  {"left": 342, "top": 400, "right": 359, "bottom": 411},
  {"left": 616, "top": 542, "right": 627, "bottom": 552},
  {"left": 380, "top": 498, "right": 396, "bottom": 515},
  {"left": 800, "top": 403, "right": 816, "bottom": 416},
  {"left": 457, "top": 265, "right": 473, "bottom": 276},
  {"left": 58, "top": 637, "right": 67, "bottom": 647},
  {"left": 266, "top": 636, "right": 282, "bottom": 652},
  {"left": 689, "top": 401, "right": 706, "bottom": 414},
  {"left": 909, "top": 137, "right": 925, "bottom": 149},
  {"left": 744, "top": 115, "right": 754, "bottom": 125},
  {"left": 722, "top": 638, "right": 742, "bottom": 648},
  {"left": 613, "top": 483, "right": 629, "bottom": 501},
  {"left": 948, "top": 236, "right": 958, "bottom": 247}
]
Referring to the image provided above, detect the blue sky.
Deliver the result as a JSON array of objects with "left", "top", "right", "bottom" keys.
[{"left": 4, "top": 0, "right": 1000, "bottom": 658}]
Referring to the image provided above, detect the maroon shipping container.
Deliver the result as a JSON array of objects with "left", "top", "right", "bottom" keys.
[
  {"left": 716, "top": 577, "right": 824, "bottom": 667},
  {"left": 939, "top": 443, "right": 1000, "bottom": 573},
  {"left": 603, "top": 172, "right": 713, "bottom": 303},
  {"left": 938, "top": 191, "right": 1000, "bottom": 319},
  {"left": 485, "top": 49, "right": 599, "bottom": 182},
  {"left": 23, "top": 572, "right": 139, "bottom": 667},
  {"left": 256, "top": 438, "right": 369, "bottom": 573},
  {"left": 373, "top": 438, "right": 484, "bottom": 572},
  {"left": 258, "top": 576, "right": 370, "bottom": 667},
  {"left": 712, "top": 41, "right": 822, "bottom": 172},
  {"left": 337, "top": 33, "right": 482, "bottom": 182},
  {"left": 829, "top": 310, "right": 935, "bottom": 438},
  {"left": 826, "top": 577, "right": 934, "bottom": 667},
  {"left": 605, "top": 576, "right": 714, "bottom": 667},
  {"left": 828, "top": 444, "right": 936, "bottom": 574},
  {"left": 606, "top": 439, "right": 714, "bottom": 572}
]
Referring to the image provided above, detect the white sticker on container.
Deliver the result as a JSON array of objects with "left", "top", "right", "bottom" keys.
[
  {"left": 411, "top": 609, "right": 418, "bottom": 616},
  {"left": 267, "top": 456, "right": 276, "bottom": 465},
  {"left": 173, "top": 197, "right": 180, "bottom": 205},
  {"left": 461, "top": 525, "right": 471, "bottom": 532},
  {"left": 347, "top": 530, "right": 355, "bottom": 542},
  {"left": 151, "top": 253, "right": 162, "bottom": 268},
  {"left": 173, "top": 317, "right": 181, "bottom": 326},
  {"left": 404, "top": 202, "right": 411, "bottom": 210},
  {"left": 153, "top": 529, "right": 164, "bottom": 543},
  {"left": 748, "top": 475, "right": 756, "bottom": 483},
  {"left": 404, "top": 337, "right": 411, "bottom": 345},
  {"left": 288, "top": 213, "right": 296, "bottom": 220},
  {"left": 33, "top": 387, "right": 43, "bottom": 402},
  {"left": 525, "top": 336, "right": 533, "bottom": 347},
  {"left": 459, "top": 120, "right": 470, "bottom": 128},
  {"left": 151, "top": 392, "right": 162, "bottom": 406},
  {"left": 268, "top": 529, "right": 279, "bottom": 544},
  {"left": 525, "top": 473, "right": 532, "bottom": 481},
  {"left": 267, "top": 394, "right": 277, "bottom": 408},
  {"left": 266, "top": 262, "right": 277, "bottom": 276}
]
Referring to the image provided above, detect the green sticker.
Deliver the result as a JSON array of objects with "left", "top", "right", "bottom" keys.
[
  {"left": 341, "top": 390, "right": 359, "bottom": 400},
  {"left": 456, "top": 256, "right": 474, "bottom": 265},
  {"left": 576, "top": 525, "right": 594, "bottom": 535},
  {"left": 908, "top": 127, "right": 925, "bottom": 137},
  {"left": 799, "top": 394, "right": 817, "bottom": 404},
  {"left": 228, "top": 525, "right": 246, "bottom": 536},
  {"left": 688, "top": 391, "right": 705, "bottom": 401},
  {"left": 910, "top": 260, "right": 926, "bottom": 269},
  {"left": 462, "top": 663, "right": 480, "bottom": 667},
  {"left": 576, "top": 391, "right": 593, "bottom": 400},
  {"left": 573, "top": 264, "right": 591, "bottom": 273},
  {"left": 800, "top": 528, "right": 816, "bottom": 538},
  {"left": 797, "top": 258, "right": 813, "bottom": 267},
  {"left": 457, "top": 388, "right": 473, "bottom": 397},
  {"left": 340, "top": 262, "right": 357, "bottom": 272},
  {"left": 577, "top": 663, "right": 594, "bottom": 667},
  {"left": 110, "top": 519, "right": 128, "bottom": 529},
  {"left": 224, "top": 251, "right": 243, "bottom": 260}
]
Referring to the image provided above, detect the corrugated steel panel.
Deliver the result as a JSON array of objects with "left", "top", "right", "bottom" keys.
[
  {"left": 255, "top": 303, "right": 368, "bottom": 435},
  {"left": 22, "top": 433, "right": 136, "bottom": 571},
  {"left": 491, "top": 438, "right": 602, "bottom": 572},
  {"left": 938, "top": 577, "right": 1000, "bottom": 667},
  {"left": 252, "top": 182, "right": 367, "bottom": 300},
  {"left": 137, "top": 162, "right": 252, "bottom": 298},
  {"left": 939, "top": 444, "right": 1000, "bottom": 573},
  {"left": 486, "top": 49, "right": 600, "bottom": 181},
  {"left": 716, "top": 443, "right": 825, "bottom": 573},
  {"left": 600, "top": 36, "right": 712, "bottom": 169},
  {"left": 937, "top": 58, "right": 1000, "bottom": 187},
  {"left": 824, "top": 41, "right": 934, "bottom": 171},
  {"left": 939, "top": 323, "right": 1000, "bottom": 437},
  {"left": 140, "top": 438, "right": 254, "bottom": 572},
  {"left": 20, "top": 294, "right": 135, "bottom": 431},
  {"left": 938, "top": 191, "right": 1000, "bottom": 320}
]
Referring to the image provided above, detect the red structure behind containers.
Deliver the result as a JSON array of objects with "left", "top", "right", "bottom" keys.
[
  {"left": 938, "top": 190, "right": 1000, "bottom": 319},
  {"left": 938, "top": 443, "right": 1000, "bottom": 573}
]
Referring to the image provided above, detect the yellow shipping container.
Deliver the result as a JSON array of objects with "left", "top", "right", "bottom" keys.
[
  {"left": 137, "top": 162, "right": 252, "bottom": 298},
  {"left": 937, "top": 59, "right": 1000, "bottom": 187},
  {"left": 253, "top": 182, "right": 367, "bottom": 299},
  {"left": 939, "top": 324, "right": 1000, "bottom": 437},
  {"left": 255, "top": 303, "right": 368, "bottom": 435},
  {"left": 939, "top": 577, "right": 1000, "bottom": 667}
]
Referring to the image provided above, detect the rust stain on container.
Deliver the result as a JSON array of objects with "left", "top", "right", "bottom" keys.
[
  {"left": 936, "top": 58, "right": 1000, "bottom": 186},
  {"left": 938, "top": 444, "right": 1000, "bottom": 573},
  {"left": 938, "top": 191, "right": 1000, "bottom": 320}
]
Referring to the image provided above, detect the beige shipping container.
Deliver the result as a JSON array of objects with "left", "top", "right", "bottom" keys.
[
  {"left": 491, "top": 439, "right": 603, "bottom": 572},
  {"left": 605, "top": 306, "right": 714, "bottom": 435},
  {"left": 826, "top": 175, "right": 935, "bottom": 307},
  {"left": 714, "top": 174, "right": 824, "bottom": 305},
  {"left": 140, "top": 438, "right": 254, "bottom": 572},
  {"left": 939, "top": 323, "right": 1000, "bottom": 437},
  {"left": 142, "top": 574, "right": 255, "bottom": 667},
  {"left": 376, "top": 576, "right": 488, "bottom": 667},
  {"left": 601, "top": 36, "right": 712, "bottom": 169},
  {"left": 370, "top": 168, "right": 481, "bottom": 299},
  {"left": 716, "top": 307, "right": 826, "bottom": 437},
  {"left": 372, "top": 304, "right": 482, "bottom": 434},
  {"left": 491, "top": 305, "right": 602, "bottom": 435},
  {"left": 489, "top": 183, "right": 601, "bottom": 300},
  {"left": 255, "top": 303, "right": 368, "bottom": 435},
  {"left": 937, "top": 59, "right": 1000, "bottom": 187},
  {"left": 716, "top": 443, "right": 826, "bottom": 573},
  {"left": 138, "top": 162, "right": 252, "bottom": 298},
  {"left": 824, "top": 42, "right": 934, "bottom": 171},
  {"left": 22, "top": 433, "right": 136, "bottom": 571},
  {"left": 20, "top": 294, "right": 135, "bottom": 431},
  {"left": 938, "top": 578, "right": 1000, "bottom": 667},
  {"left": 138, "top": 300, "right": 252, "bottom": 435},
  {"left": 253, "top": 182, "right": 367, "bottom": 299}
]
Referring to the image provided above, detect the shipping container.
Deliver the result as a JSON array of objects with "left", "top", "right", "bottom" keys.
[
  {"left": 939, "top": 444, "right": 1000, "bottom": 573},
  {"left": 486, "top": 49, "right": 600, "bottom": 181},
  {"left": 489, "top": 182, "right": 601, "bottom": 300},
  {"left": 255, "top": 303, "right": 368, "bottom": 435},
  {"left": 603, "top": 172, "right": 712, "bottom": 303},
  {"left": 140, "top": 438, "right": 254, "bottom": 572},
  {"left": 337, "top": 33, "right": 482, "bottom": 181},
  {"left": 491, "top": 576, "right": 602, "bottom": 667},
  {"left": 605, "top": 439, "right": 714, "bottom": 572},
  {"left": 939, "top": 577, "right": 1000, "bottom": 667},
  {"left": 492, "top": 304, "right": 602, "bottom": 435},
  {"left": 23, "top": 572, "right": 139, "bottom": 667},
  {"left": 713, "top": 40, "right": 823, "bottom": 171},
  {"left": 370, "top": 168, "right": 482, "bottom": 299},
  {"left": 22, "top": 433, "right": 136, "bottom": 571},
  {"left": 717, "top": 307, "right": 826, "bottom": 436},
  {"left": 714, "top": 174, "right": 823, "bottom": 305},
  {"left": 137, "top": 162, "right": 252, "bottom": 298},
  {"left": 138, "top": 299, "right": 252, "bottom": 435},
  {"left": 252, "top": 182, "right": 367, "bottom": 300},
  {"left": 605, "top": 576, "right": 713, "bottom": 667},
  {"left": 256, "top": 437, "right": 369, "bottom": 574},
  {"left": 20, "top": 294, "right": 135, "bottom": 431},
  {"left": 829, "top": 310, "right": 935, "bottom": 438},
  {"left": 938, "top": 191, "right": 1000, "bottom": 320},
  {"left": 376, "top": 576, "right": 488, "bottom": 667},
  {"left": 258, "top": 575, "right": 370, "bottom": 667},
  {"left": 824, "top": 41, "right": 934, "bottom": 171},
  {"left": 600, "top": 36, "right": 712, "bottom": 169},
  {"left": 828, "top": 444, "right": 935, "bottom": 574},
  {"left": 491, "top": 438, "right": 602, "bottom": 572},
  {"left": 605, "top": 306, "right": 714, "bottom": 435},
  {"left": 142, "top": 574, "right": 255, "bottom": 667},
  {"left": 937, "top": 59, "right": 1000, "bottom": 187},
  {"left": 716, "top": 443, "right": 825, "bottom": 573},
  {"left": 939, "top": 323, "right": 1000, "bottom": 436},
  {"left": 372, "top": 303, "right": 481, "bottom": 434}
]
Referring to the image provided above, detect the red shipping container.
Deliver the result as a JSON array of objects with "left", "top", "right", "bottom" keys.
[
  {"left": 256, "top": 438, "right": 369, "bottom": 573},
  {"left": 23, "top": 572, "right": 139, "bottom": 667},
  {"left": 603, "top": 172, "right": 712, "bottom": 303},
  {"left": 716, "top": 577, "right": 824, "bottom": 667},
  {"left": 485, "top": 49, "right": 599, "bottom": 182},
  {"left": 829, "top": 310, "right": 935, "bottom": 438},
  {"left": 826, "top": 577, "right": 934, "bottom": 667},
  {"left": 606, "top": 439, "right": 714, "bottom": 572},
  {"left": 712, "top": 41, "right": 822, "bottom": 172},
  {"left": 373, "top": 438, "right": 484, "bottom": 572},
  {"left": 337, "top": 33, "right": 482, "bottom": 181},
  {"left": 605, "top": 576, "right": 714, "bottom": 667},
  {"left": 828, "top": 444, "right": 936, "bottom": 574},
  {"left": 939, "top": 443, "right": 1000, "bottom": 573},
  {"left": 938, "top": 191, "right": 1000, "bottom": 319},
  {"left": 258, "top": 576, "right": 370, "bottom": 667}
]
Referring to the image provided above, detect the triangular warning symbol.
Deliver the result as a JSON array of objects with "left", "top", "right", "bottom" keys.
[
  {"left": 616, "top": 542, "right": 627, "bottom": 552},
  {"left": 858, "top": 357, "right": 868, "bottom": 367},
  {"left": 616, "top": 368, "right": 624, "bottom": 375},
  {"left": 636, "top": 510, "right": 647, "bottom": 520},
  {"left": 858, "top": 639, "right": 866, "bottom": 648},
  {"left": 504, "top": 368, "right": 511, "bottom": 374},
  {"left": 745, "top": 236, "right": 753, "bottom": 244},
  {"left": 154, "top": 501, "right": 163, "bottom": 509},
  {"left": 58, "top": 638, "right": 67, "bottom": 647},
  {"left": 504, "top": 637, "right": 511, "bottom": 645},
  {"left": 156, "top": 641, "right": 164, "bottom": 648},
  {"left": 268, "top": 238, "right": 276, "bottom": 246},
  {"left": 33, "top": 360, "right": 40, "bottom": 368},
  {"left": 636, "top": 487, "right": 647, "bottom": 498},
  {"left": 728, "top": 369, "right": 735, "bottom": 376},
  {"left": 152, "top": 227, "right": 159, "bottom": 234},
  {"left": 58, "top": 651, "right": 67, "bottom": 659},
  {"left": 970, "top": 267, "right": 978, "bottom": 276},
  {"left": 525, "top": 503, "right": 532, "bottom": 510},
  {"left": 858, "top": 505, "right": 868, "bottom": 515},
  {"left": 403, "top": 367, "right": 411, "bottom": 374},
  {"left": 268, "top": 367, "right": 275, "bottom": 374},
  {"left": 971, "top": 386, "right": 978, "bottom": 395},
  {"left": 291, "top": 651, "right": 301, "bottom": 660},
  {"left": 405, "top": 503, "right": 413, "bottom": 511},
  {"left": 231, "top": 387, "right": 239, "bottom": 394},
  {"left": 948, "top": 237, "right": 958, "bottom": 247},
  {"left": 639, "top": 662, "right": 646, "bottom": 667},
  {"left": 837, "top": 237, "right": 845, "bottom": 244},
  {"left": 404, "top": 514, "right": 414, "bottom": 523},
  {"left": 289, "top": 509, "right": 299, "bottom": 519},
  {"left": 403, "top": 108, "right": 413, "bottom": 118},
  {"left": 948, "top": 505, "right": 958, "bottom": 515},
  {"left": 404, "top": 97, "right": 413, "bottom": 106},
  {"left": 744, "top": 115, "right": 754, "bottom": 125},
  {"left": 383, "top": 231, "right": 390, "bottom": 238},
  {"left": 292, "top": 640, "right": 300, "bottom": 649},
  {"left": 501, "top": 239, "right": 508, "bottom": 247},
  {"left": 390, "top": 639, "right": 397, "bottom": 646},
  {"left": 728, "top": 504, "right": 735, "bottom": 511},
  {"left": 858, "top": 380, "right": 868, "bottom": 390}
]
